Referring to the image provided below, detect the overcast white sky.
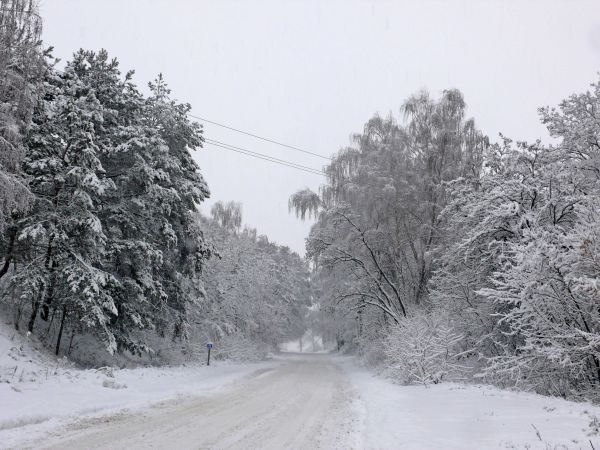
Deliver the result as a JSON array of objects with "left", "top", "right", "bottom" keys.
[{"left": 40, "top": 0, "right": 600, "bottom": 255}]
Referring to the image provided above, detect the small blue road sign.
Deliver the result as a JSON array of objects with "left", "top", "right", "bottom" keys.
[{"left": 206, "top": 342, "right": 213, "bottom": 366}]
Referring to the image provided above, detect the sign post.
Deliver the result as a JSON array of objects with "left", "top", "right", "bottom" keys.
[{"left": 206, "top": 342, "right": 213, "bottom": 366}]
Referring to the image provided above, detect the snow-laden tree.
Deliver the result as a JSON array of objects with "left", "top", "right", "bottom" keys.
[
  {"left": 4, "top": 50, "right": 212, "bottom": 357},
  {"left": 97, "top": 63, "right": 211, "bottom": 353},
  {"left": 429, "top": 77, "right": 600, "bottom": 400},
  {"left": 428, "top": 137, "right": 545, "bottom": 358},
  {"left": 12, "top": 55, "right": 118, "bottom": 354},
  {"left": 210, "top": 201, "right": 242, "bottom": 232},
  {"left": 0, "top": 0, "right": 46, "bottom": 277},
  {"left": 480, "top": 216, "right": 600, "bottom": 398},
  {"left": 291, "top": 90, "right": 488, "bottom": 344},
  {"left": 195, "top": 208, "right": 310, "bottom": 356},
  {"left": 475, "top": 82, "right": 600, "bottom": 399}
]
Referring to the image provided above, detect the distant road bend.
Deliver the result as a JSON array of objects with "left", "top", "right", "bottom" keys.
[{"left": 36, "top": 354, "right": 360, "bottom": 450}]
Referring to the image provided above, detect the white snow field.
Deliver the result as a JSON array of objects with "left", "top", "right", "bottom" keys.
[
  {"left": 2, "top": 322, "right": 600, "bottom": 450},
  {"left": 335, "top": 356, "right": 600, "bottom": 449}
]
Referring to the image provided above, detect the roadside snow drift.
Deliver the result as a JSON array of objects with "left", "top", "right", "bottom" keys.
[
  {"left": 0, "top": 321, "right": 278, "bottom": 449},
  {"left": 336, "top": 357, "right": 600, "bottom": 449}
]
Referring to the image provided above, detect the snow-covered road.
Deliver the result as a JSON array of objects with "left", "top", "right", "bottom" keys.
[
  {"left": 6, "top": 352, "right": 600, "bottom": 449},
  {"left": 34, "top": 354, "right": 361, "bottom": 450}
]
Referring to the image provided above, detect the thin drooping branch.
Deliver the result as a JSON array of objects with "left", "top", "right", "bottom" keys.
[{"left": 335, "top": 211, "right": 407, "bottom": 316}]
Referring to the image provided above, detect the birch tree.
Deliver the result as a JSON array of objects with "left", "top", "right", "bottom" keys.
[
  {"left": 291, "top": 89, "right": 487, "bottom": 329},
  {"left": 0, "top": 0, "right": 46, "bottom": 277}
]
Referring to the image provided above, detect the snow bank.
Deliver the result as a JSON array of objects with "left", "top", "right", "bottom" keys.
[
  {"left": 0, "top": 320, "right": 278, "bottom": 449},
  {"left": 335, "top": 356, "right": 600, "bottom": 450}
]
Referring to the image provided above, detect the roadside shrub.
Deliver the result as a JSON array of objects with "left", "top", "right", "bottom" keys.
[
  {"left": 383, "top": 312, "right": 471, "bottom": 385},
  {"left": 357, "top": 322, "right": 388, "bottom": 370}
]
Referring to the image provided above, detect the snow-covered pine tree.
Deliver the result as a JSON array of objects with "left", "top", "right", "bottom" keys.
[
  {"left": 7, "top": 49, "right": 213, "bottom": 357},
  {"left": 64, "top": 50, "right": 169, "bottom": 355},
  {"left": 13, "top": 57, "right": 118, "bottom": 354},
  {"left": 138, "top": 74, "right": 212, "bottom": 343},
  {"left": 58, "top": 51, "right": 212, "bottom": 354}
]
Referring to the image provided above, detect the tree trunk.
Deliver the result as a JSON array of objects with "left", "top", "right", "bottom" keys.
[
  {"left": 14, "top": 295, "right": 25, "bottom": 330},
  {"left": 14, "top": 305, "right": 21, "bottom": 330},
  {"left": 0, "top": 226, "right": 17, "bottom": 280},
  {"left": 336, "top": 335, "right": 344, "bottom": 351},
  {"left": 44, "top": 307, "right": 56, "bottom": 338},
  {"left": 41, "top": 269, "right": 55, "bottom": 321},
  {"left": 67, "top": 330, "right": 75, "bottom": 355},
  {"left": 27, "top": 286, "right": 43, "bottom": 333},
  {"left": 55, "top": 306, "right": 67, "bottom": 356},
  {"left": 40, "top": 234, "right": 55, "bottom": 321},
  {"left": 357, "top": 306, "right": 363, "bottom": 338}
]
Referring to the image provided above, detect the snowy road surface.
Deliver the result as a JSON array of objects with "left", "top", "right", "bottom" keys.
[
  {"left": 34, "top": 354, "right": 360, "bottom": 450},
  {"left": 6, "top": 353, "right": 600, "bottom": 449}
]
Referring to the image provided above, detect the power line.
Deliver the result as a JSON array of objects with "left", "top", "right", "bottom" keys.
[
  {"left": 204, "top": 140, "right": 326, "bottom": 177},
  {"left": 189, "top": 113, "right": 332, "bottom": 161},
  {"left": 205, "top": 138, "right": 324, "bottom": 174},
  {"left": 44, "top": 68, "right": 328, "bottom": 175},
  {"left": 49, "top": 67, "right": 329, "bottom": 162},
  {"left": 205, "top": 140, "right": 325, "bottom": 176}
]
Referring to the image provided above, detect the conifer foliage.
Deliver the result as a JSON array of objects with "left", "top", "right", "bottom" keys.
[{"left": 0, "top": 39, "right": 214, "bottom": 355}]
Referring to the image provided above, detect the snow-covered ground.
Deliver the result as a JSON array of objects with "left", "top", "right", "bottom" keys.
[
  {"left": 335, "top": 356, "right": 600, "bottom": 449},
  {"left": 0, "top": 321, "right": 278, "bottom": 449},
  {"left": 28, "top": 354, "right": 358, "bottom": 450},
  {"left": 2, "top": 319, "right": 600, "bottom": 450}
]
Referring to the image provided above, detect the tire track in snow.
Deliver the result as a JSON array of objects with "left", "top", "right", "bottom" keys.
[{"left": 30, "top": 354, "right": 361, "bottom": 450}]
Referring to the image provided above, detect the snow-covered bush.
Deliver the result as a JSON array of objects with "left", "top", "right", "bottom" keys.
[
  {"left": 383, "top": 312, "right": 470, "bottom": 385},
  {"left": 356, "top": 309, "right": 389, "bottom": 369},
  {"left": 357, "top": 333, "right": 387, "bottom": 368},
  {"left": 480, "top": 199, "right": 600, "bottom": 400}
]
